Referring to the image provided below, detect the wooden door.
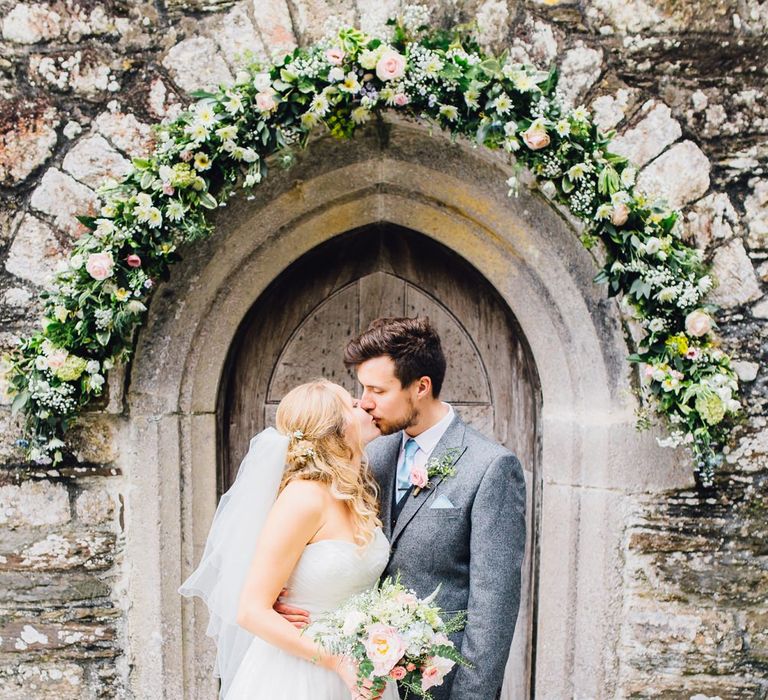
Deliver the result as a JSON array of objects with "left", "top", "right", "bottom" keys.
[{"left": 218, "top": 224, "right": 540, "bottom": 698}]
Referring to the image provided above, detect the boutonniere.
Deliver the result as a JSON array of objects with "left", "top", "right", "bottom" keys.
[{"left": 411, "top": 447, "right": 464, "bottom": 497}]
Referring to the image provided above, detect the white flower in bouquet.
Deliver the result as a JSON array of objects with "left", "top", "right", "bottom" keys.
[{"left": 342, "top": 610, "right": 366, "bottom": 636}]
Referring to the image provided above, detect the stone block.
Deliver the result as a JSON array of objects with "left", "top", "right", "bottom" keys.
[
  {"left": 29, "top": 168, "right": 99, "bottom": 238},
  {"left": 4, "top": 214, "right": 66, "bottom": 287},
  {"left": 209, "top": 3, "right": 266, "bottom": 68},
  {"left": 0, "top": 662, "right": 84, "bottom": 699},
  {"left": 62, "top": 134, "right": 131, "bottom": 189},
  {"left": 744, "top": 177, "right": 768, "bottom": 249},
  {"left": 732, "top": 360, "right": 759, "bottom": 382},
  {"left": 0, "top": 619, "right": 116, "bottom": 653},
  {"left": 474, "top": 0, "right": 511, "bottom": 51},
  {"left": 0, "top": 531, "right": 115, "bottom": 571},
  {"left": 752, "top": 297, "right": 768, "bottom": 319},
  {"left": 0, "top": 103, "right": 59, "bottom": 185},
  {"left": 95, "top": 109, "right": 154, "bottom": 159},
  {"left": 288, "top": 0, "right": 356, "bottom": 43},
  {"left": 162, "top": 37, "right": 233, "bottom": 93},
  {"left": 557, "top": 43, "right": 603, "bottom": 109},
  {"left": 67, "top": 416, "right": 118, "bottom": 464},
  {"left": 163, "top": 0, "right": 236, "bottom": 12},
  {"left": 0, "top": 570, "right": 111, "bottom": 605},
  {"left": 611, "top": 101, "right": 682, "bottom": 167},
  {"left": 745, "top": 610, "right": 768, "bottom": 664},
  {"left": 591, "top": 87, "right": 637, "bottom": 131},
  {"left": 357, "top": 0, "right": 400, "bottom": 37},
  {"left": 637, "top": 141, "right": 710, "bottom": 209},
  {"left": 0, "top": 410, "right": 26, "bottom": 464},
  {"left": 0, "top": 480, "right": 71, "bottom": 528},
  {"left": 683, "top": 192, "right": 738, "bottom": 250},
  {"left": 1, "top": 4, "right": 63, "bottom": 43},
  {"left": 252, "top": 0, "right": 296, "bottom": 56},
  {"left": 75, "top": 488, "right": 114, "bottom": 525},
  {"left": 706, "top": 239, "right": 762, "bottom": 308}
]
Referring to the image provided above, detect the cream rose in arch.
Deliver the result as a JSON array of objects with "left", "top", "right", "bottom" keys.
[
  {"left": 376, "top": 50, "right": 406, "bottom": 81},
  {"left": 86, "top": 252, "right": 115, "bottom": 281},
  {"left": 522, "top": 124, "right": 550, "bottom": 150},
  {"left": 685, "top": 309, "right": 713, "bottom": 337},
  {"left": 611, "top": 203, "right": 630, "bottom": 227}
]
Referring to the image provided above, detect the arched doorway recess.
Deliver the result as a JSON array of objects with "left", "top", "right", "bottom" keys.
[{"left": 220, "top": 224, "right": 541, "bottom": 697}]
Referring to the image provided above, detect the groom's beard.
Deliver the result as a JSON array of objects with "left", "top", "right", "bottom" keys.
[{"left": 375, "top": 402, "right": 419, "bottom": 436}]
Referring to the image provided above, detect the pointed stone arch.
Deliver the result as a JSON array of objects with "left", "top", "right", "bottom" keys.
[{"left": 122, "top": 116, "right": 692, "bottom": 699}]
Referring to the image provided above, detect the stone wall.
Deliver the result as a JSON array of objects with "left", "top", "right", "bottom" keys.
[{"left": 0, "top": 0, "right": 766, "bottom": 697}]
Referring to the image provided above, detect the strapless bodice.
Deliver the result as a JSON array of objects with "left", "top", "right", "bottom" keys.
[{"left": 280, "top": 527, "right": 390, "bottom": 615}]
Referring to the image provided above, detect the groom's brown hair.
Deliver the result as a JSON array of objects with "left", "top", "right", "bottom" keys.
[{"left": 343, "top": 317, "right": 447, "bottom": 398}]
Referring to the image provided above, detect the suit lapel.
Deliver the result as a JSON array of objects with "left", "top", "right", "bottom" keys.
[
  {"left": 370, "top": 433, "right": 401, "bottom": 539},
  {"left": 391, "top": 416, "right": 467, "bottom": 544}
]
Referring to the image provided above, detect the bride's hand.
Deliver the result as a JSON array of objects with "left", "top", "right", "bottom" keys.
[{"left": 332, "top": 656, "right": 381, "bottom": 700}]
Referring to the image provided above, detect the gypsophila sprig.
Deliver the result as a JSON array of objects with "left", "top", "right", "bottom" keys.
[
  {"left": 307, "top": 576, "right": 470, "bottom": 698},
  {"left": 3, "top": 5, "right": 740, "bottom": 486}
]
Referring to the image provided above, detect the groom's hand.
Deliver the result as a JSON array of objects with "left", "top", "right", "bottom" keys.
[{"left": 273, "top": 588, "right": 311, "bottom": 629}]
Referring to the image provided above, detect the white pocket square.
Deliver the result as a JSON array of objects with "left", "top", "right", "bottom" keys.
[{"left": 430, "top": 494, "right": 455, "bottom": 509}]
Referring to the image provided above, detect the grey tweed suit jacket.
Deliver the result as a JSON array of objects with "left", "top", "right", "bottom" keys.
[{"left": 367, "top": 414, "right": 526, "bottom": 700}]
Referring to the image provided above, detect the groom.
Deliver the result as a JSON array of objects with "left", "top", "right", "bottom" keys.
[{"left": 343, "top": 317, "right": 526, "bottom": 700}]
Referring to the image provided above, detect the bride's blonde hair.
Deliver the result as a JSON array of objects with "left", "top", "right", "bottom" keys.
[{"left": 275, "top": 379, "right": 381, "bottom": 547}]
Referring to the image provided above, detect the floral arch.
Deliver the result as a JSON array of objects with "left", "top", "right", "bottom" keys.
[{"left": 6, "top": 9, "right": 740, "bottom": 486}]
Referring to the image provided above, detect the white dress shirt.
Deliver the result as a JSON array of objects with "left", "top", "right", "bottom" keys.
[{"left": 395, "top": 402, "right": 455, "bottom": 483}]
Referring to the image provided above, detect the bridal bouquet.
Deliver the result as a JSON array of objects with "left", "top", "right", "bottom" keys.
[{"left": 308, "top": 577, "right": 469, "bottom": 698}]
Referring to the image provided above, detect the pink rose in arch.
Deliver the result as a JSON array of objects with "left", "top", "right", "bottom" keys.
[
  {"left": 376, "top": 50, "right": 406, "bottom": 81},
  {"left": 126, "top": 254, "right": 142, "bottom": 268},
  {"left": 393, "top": 93, "right": 410, "bottom": 107},
  {"left": 325, "top": 47, "right": 345, "bottom": 65},
  {"left": 256, "top": 90, "right": 277, "bottom": 113},
  {"left": 522, "top": 126, "right": 550, "bottom": 150},
  {"left": 410, "top": 465, "right": 428, "bottom": 489},
  {"left": 86, "top": 251, "right": 114, "bottom": 280}
]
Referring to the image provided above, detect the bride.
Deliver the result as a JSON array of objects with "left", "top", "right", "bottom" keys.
[{"left": 179, "top": 379, "right": 400, "bottom": 700}]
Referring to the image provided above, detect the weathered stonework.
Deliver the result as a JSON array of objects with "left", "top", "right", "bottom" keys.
[
  {"left": 0, "top": 0, "right": 766, "bottom": 697},
  {"left": 0, "top": 102, "right": 59, "bottom": 185},
  {"left": 29, "top": 168, "right": 99, "bottom": 238},
  {"left": 62, "top": 134, "right": 131, "bottom": 189},
  {"left": 610, "top": 100, "right": 682, "bottom": 168},
  {"left": 637, "top": 141, "right": 711, "bottom": 208},
  {"left": 4, "top": 214, "right": 67, "bottom": 287},
  {"left": 707, "top": 239, "right": 763, "bottom": 308}
]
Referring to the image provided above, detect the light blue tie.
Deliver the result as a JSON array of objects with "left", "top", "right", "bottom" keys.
[{"left": 396, "top": 438, "right": 419, "bottom": 503}]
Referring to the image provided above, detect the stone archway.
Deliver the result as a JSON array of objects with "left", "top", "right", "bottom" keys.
[{"left": 122, "top": 116, "right": 691, "bottom": 699}]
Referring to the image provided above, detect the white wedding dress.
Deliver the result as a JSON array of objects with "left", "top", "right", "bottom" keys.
[{"left": 225, "top": 527, "right": 401, "bottom": 699}]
